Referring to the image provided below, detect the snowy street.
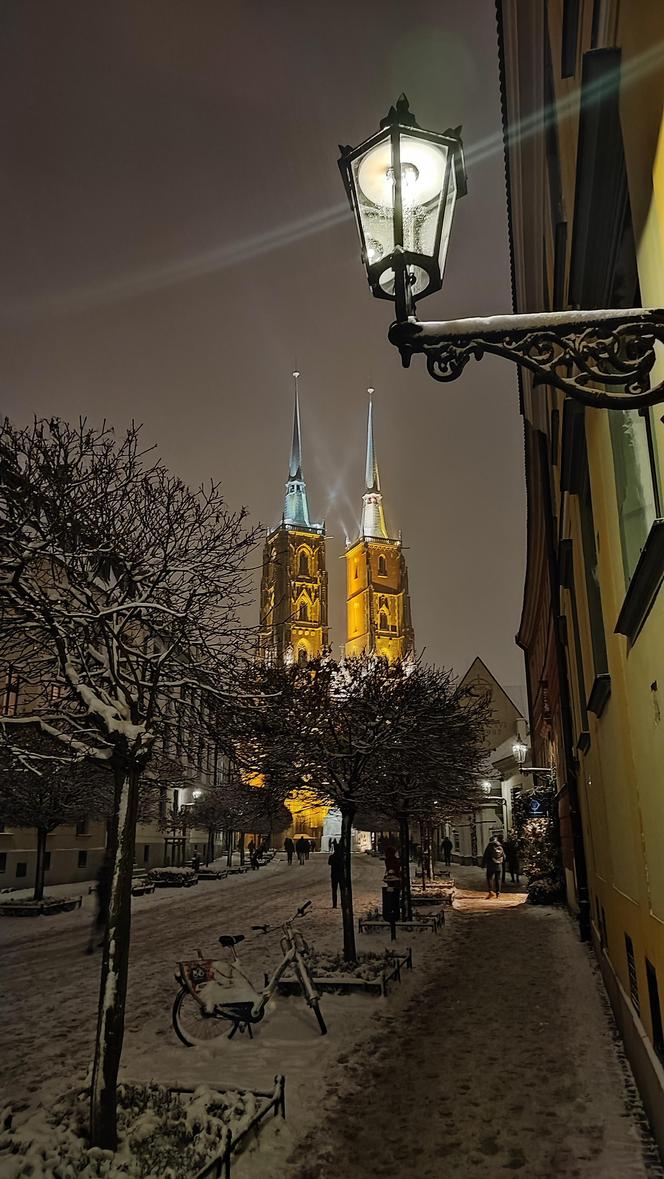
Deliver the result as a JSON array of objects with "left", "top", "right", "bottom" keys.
[{"left": 1, "top": 856, "right": 662, "bottom": 1177}]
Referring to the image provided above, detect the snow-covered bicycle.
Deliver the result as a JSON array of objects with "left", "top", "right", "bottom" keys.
[{"left": 172, "top": 899, "right": 327, "bottom": 1046}]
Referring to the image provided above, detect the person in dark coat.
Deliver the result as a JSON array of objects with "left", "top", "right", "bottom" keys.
[
  {"left": 481, "top": 836, "right": 506, "bottom": 897},
  {"left": 504, "top": 835, "right": 521, "bottom": 884},
  {"left": 303, "top": 837, "right": 311, "bottom": 860},
  {"left": 247, "top": 838, "right": 259, "bottom": 870},
  {"left": 328, "top": 839, "right": 343, "bottom": 908},
  {"left": 284, "top": 836, "right": 295, "bottom": 865},
  {"left": 441, "top": 836, "right": 453, "bottom": 867},
  {"left": 191, "top": 852, "right": 201, "bottom": 873},
  {"left": 296, "top": 836, "right": 307, "bottom": 865}
]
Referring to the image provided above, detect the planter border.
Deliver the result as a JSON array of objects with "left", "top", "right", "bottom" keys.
[
  {"left": 358, "top": 910, "right": 444, "bottom": 935},
  {"left": 0, "top": 895, "right": 82, "bottom": 917},
  {"left": 274, "top": 948, "right": 413, "bottom": 998},
  {"left": 168, "top": 1074, "right": 286, "bottom": 1179}
]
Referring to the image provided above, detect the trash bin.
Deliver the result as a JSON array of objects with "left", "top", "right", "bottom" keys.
[{"left": 382, "top": 885, "right": 400, "bottom": 923}]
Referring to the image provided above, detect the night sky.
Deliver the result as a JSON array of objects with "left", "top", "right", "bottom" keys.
[{"left": 0, "top": 0, "right": 526, "bottom": 693}]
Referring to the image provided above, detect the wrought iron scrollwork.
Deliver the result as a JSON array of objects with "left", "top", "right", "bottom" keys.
[{"left": 388, "top": 310, "right": 664, "bottom": 409}]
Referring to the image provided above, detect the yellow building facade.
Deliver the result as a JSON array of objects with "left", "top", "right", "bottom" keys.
[
  {"left": 500, "top": 0, "right": 664, "bottom": 1148},
  {"left": 345, "top": 396, "right": 414, "bottom": 660}
]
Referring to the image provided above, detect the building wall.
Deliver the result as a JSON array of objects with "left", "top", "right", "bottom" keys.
[
  {"left": 500, "top": 0, "right": 664, "bottom": 1144},
  {"left": 345, "top": 538, "right": 414, "bottom": 659},
  {"left": 258, "top": 524, "right": 328, "bottom": 663}
]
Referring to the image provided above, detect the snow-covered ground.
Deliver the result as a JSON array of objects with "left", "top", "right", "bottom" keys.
[{"left": 1, "top": 857, "right": 661, "bottom": 1177}]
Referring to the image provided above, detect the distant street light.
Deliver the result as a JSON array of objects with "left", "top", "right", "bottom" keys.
[{"left": 338, "top": 95, "right": 664, "bottom": 410}]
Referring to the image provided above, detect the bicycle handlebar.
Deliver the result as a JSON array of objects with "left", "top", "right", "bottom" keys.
[{"left": 249, "top": 902, "right": 312, "bottom": 938}]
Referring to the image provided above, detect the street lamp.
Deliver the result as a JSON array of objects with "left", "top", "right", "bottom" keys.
[
  {"left": 512, "top": 740, "right": 527, "bottom": 768},
  {"left": 338, "top": 96, "right": 664, "bottom": 410}
]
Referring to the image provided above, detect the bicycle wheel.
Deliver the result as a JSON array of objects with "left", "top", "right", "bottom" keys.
[
  {"left": 172, "top": 988, "right": 232, "bottom": 1047},
  {"left": 311, "top": 998, "right": 327, "bottom": 1036}
]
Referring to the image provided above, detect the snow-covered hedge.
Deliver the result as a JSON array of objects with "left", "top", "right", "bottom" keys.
[
  {"left": 305, "top": 948, "right": 403, "bottom": 983},
  {"left": 527, "top": 876, "right": 565, "bottom": 905},
  {"left": 0, "top": 1083, "right": 257, "bottom": 1179},
  {"left": 361, "top": 906, "right": 435, "bottom": 925},
  {"left": 147, "top": 867, "right": 197, "bottom": 885}
]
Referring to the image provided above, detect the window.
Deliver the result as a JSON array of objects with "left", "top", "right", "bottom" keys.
[
  {"left": 378, "top": 555, "right": 387, "bottom": 576},
  {"left": 78, "top": 850, "right": 88, "bottom": 869},
  {"left": 578, "top": 437, "right": 608, "bottom": 677},
  {"left": 561, "top": 0, "right": 580, "bottom": 78},
  {"left": 16, "top": 862, "right": 27, "bottom": 878},
  {"left": 299, "top": 601, "right": 308, "bottom": 622},
  {"left": 625, "top": 934, "right": 640, "bottom": 1013},
  {"left": 298, "top": 551, "right": 309, "bottom": 576},
  {"left": 646, "top": 960, "right": 664, "bottom": 1062},
  {"left": 43, "top": 852, "right": 51, "bottom": 871},
  {"left": 75, "top": 819, "right": 88, "bottom": 836},
  {"left": 297, "top": 646, "right": 308, "bottom": 666},
  {"left": 354, "top": 563, "right": 359, "bottom": 580},
  {"left": 0, "top": 853, "right": 6, "bottom": 873},
  {"left": 143, "top": 845, "right": 150, "bottom": 865},
  {"left": 609, "top": 411, "right": 659, "bottom": 586},
  {"left": 1, "top": 667, "right": 20, "bottom": 717},
  {"left": 379, "top": 611, "right": 388, "bottom": 632}
]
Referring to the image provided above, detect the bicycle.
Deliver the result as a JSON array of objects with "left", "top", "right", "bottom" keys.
[{"left": 172, "top": 899, "right": 327, "bottom": 1046}]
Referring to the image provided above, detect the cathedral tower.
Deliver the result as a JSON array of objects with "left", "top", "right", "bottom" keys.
[
  {"left": 258, "top": 373, "right": 328, "bottom": 665},
  {"left": 345, "top": 391, "right": 414, "bottom": 661}
]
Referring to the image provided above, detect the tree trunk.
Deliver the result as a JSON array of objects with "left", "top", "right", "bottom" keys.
[
  {"left": 420, "top": 822, "right": 427, "bottom": 891},
  {"left": 239, "top": 831, "right": 245, "bottom": 866},
  {"left": 226, "top": 828, "right": 233, "bottom": 867},
  {"left": 339, "top": 807, "right": 357, "bottom": 962},
  {"left": 426, "top": 823, "right": 434, "bottom": 879},
  {"left": 206, "top": 828, "right": 213, "bottom": 865},
  {"left": 399, "top": 813, "right": 412, "bottom": 920},
  {"left": 89, "top": 761, "right": 141, "bottom": 1150},
  {"left": 33, "top": 827, "right": 48, "bottom": 902}
]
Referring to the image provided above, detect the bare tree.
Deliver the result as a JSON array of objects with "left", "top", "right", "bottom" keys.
[
  {"left": 0, "top": 735, "right": 112, "bottom": 900},
  {"left": 0, "top": 418, "right": 257, "bottom": 1148},
  {"left": 244, "top": 655, "right": 490, "bottom": 959}
]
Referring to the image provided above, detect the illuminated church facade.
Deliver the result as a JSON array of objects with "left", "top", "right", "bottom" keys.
[
  {"left": 345, "top": 392, "right": 414, "bottom": 660},
  {"left": 257, "top": 379, "right": 414, "bottom": 847}
]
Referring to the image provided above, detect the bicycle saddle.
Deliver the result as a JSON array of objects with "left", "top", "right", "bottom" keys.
[{"left": 219, "top": 934, "right": 245, "bottom": 947}]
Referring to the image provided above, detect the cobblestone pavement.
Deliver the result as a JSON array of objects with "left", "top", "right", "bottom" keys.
[{"left": 285, "top": 866, "right": 664, "bottom": 1179}]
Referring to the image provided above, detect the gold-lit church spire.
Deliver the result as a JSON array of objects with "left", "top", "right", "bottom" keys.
[
  {"left": 258, "top": 372, "right": 328, "bottom": 665},
  {"left": 345, "top": 388, "right": 414, "bottom": 661}
]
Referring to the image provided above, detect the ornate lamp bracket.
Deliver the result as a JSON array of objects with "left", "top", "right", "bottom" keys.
[{"left": 388, "top": 308, "right": 664, "bottom": 409}]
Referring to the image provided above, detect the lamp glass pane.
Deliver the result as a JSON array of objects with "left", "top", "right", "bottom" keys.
[
  {"left": 400, "top": 138, "right": 450, "bottom": 262},
  {"left": 352, "top": 133, "right": 396, "bottom": 268},
  {"left": 436, "top": 160, "right": 458, "bottom": 279}
]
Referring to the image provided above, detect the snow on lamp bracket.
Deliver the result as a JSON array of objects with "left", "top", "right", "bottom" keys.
[{"left": 339, "top": 97, "right": 664, "bottom": 412}]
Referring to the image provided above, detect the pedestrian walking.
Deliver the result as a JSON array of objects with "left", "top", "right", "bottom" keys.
[
  {"left": 85, "top": 852, "right": 112, "bottom": 954},
  {"left": 303, "top": 837, "right": 311, "bottom": 860},
  {"left": 481, "top": 836, "right": 506, "bottom": 897},
  {"left": 248, "top": 838, "right": 259, "bottom": 870},
  {"left": 191, "top": 852, "right": 201, "bottom": 873},
  {"left": 504, "top": 833, "right": 521, "bottom": 884},
  {"left": 441, "top": 836, "right": 453, "bottom": 867},
  {"left": 296, "top": 836, "right": 307, "bottom": 865},
  {"left": 328, "top": 839, "right": 343, "bottom": 908},
  {"left": 284, "top": 836, "right": 295, "bottom": 865}
]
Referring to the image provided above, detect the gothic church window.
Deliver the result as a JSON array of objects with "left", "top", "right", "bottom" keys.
[
  {"left": 378, "top": 554, "right": 387, "bottom": 576},
  {"left": 298, "top": 550, "right": 309, "bottom": 576},
  {"left": 297, "top": 646, "right": 308, "bottom": 665},
  {"left": 299, "top": 601, "right": 309, "bottom": 622},
  {"left": 379, "top": 611, "right": 388, "bottom": 632}
]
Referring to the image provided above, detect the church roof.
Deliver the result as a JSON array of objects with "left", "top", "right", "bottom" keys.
[
  {"left": 360, "top": 390, "right": 389, "bottom": 540},
  {"left": 282, "top": 373, "right": 323, "bottom": 533}
]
